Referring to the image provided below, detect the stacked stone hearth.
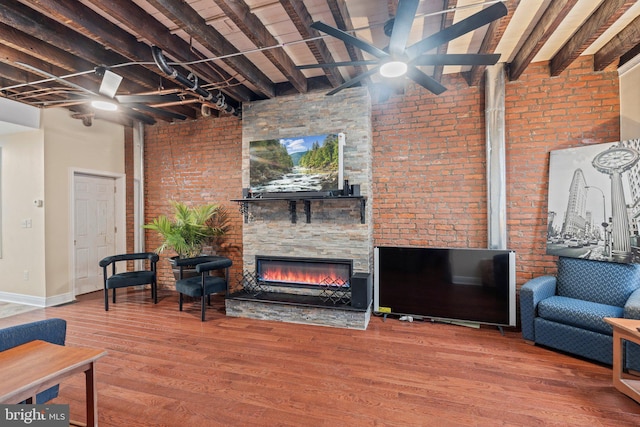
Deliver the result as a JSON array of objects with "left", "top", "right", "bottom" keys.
[{"left": 225, "top": 87, "right": 373, "bottom": 329}]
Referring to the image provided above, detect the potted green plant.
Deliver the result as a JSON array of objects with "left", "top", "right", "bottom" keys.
[
  {"left": 203, "top": 204, "right": 231, "bottom": 254},
  {"left": 144, "top": 201, "right": 230, "bottom": 278}
]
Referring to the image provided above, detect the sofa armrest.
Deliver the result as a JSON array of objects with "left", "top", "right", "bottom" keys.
[
  {"left": 624, "top": 288, "right": 640, "bottom": 319},
  {"left": 520, "top": 275, "right": 557, "bottom": 341},
  {"left": 0, "top": 318, "right": 67, "bottom": 403}
]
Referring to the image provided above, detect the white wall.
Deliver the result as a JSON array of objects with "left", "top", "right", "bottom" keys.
[
  {"left": 0, "top": 128, "right": 46, "bottom": 303},
  {"left": 0, "top": 108, "right": 125, "bottom": 306},
  {"left": 43, "top": 108, "right": 125, "bottom": 301},
  {"left": 620, "top": 62, "right": 640, "bottom": 140}
]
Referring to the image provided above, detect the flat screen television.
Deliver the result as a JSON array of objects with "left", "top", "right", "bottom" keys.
[
  {"left": 374, "top": 247, "right": 516, "bottom": 327},
  {"left": 249, "top": 133, "right": 344, "bottom": 196}
]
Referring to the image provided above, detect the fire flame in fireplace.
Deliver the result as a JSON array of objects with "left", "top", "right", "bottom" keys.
[{"left": 260, "top": 264, "right": 349, "bottom": 287}]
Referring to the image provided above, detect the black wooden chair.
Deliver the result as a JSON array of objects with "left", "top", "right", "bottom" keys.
[
  {"left": 99, "top": 252, "right": 159, "bottom": 311},
  {"left": 174, "top": 255, "right": 232, "bottom": 321}
]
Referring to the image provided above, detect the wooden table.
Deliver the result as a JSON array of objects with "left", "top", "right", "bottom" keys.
[
  {"left": 0, "top": 340, "right": 106, "bottom": 426},
  {"left": 604, "top": 317, "right": 640, "bottom": 403}
]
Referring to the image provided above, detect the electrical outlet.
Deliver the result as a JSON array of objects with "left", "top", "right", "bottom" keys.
[{"left": 23, "top": 270, "right": 29, "bottom": 281}]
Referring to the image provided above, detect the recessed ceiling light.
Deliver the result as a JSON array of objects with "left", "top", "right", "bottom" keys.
[
  {"left": 379, "top": 61, "right": 408, "bottom": 78},
  {"left": 91, "top": 100, "right": 118, "bottom": 111}
]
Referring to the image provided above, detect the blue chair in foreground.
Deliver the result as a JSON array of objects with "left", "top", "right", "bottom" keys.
[
  {"left": 99, "top": 252, "right": 159, "bottom": 311},
  {"left": 0, "top": 318, "right": 67, "bottom": 403},
  {"left": 174, "top": 256, "right": 232, "bottom": 321},
  {"left": 520, "top": 256, "right": 640, "bottom": 370}
]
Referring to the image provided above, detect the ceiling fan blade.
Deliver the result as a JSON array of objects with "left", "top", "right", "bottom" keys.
[
  {"left": 128, "top": 103, "right": 187, "bottom": 121},
  {"left": 405, "top": 2, "right": 508, "bottom": 60},
  {"left": 388, "top": 0, "right": 419, "bottom": 56},
  {"left": 297, "top": 60, "right": 379, "bottom": 69},
  {"left": 115, "top": 93, "right": 183, "bottom": 103},
  {"left": 119, "top": 107, "right": 157, "bottom": 125},
  {"left": 326, "top": 66, "right": 381, "bottom": 96},
  {"left": 311, "top": 21, "right": 389, "bottom": 59},
  {"left": 412, "top": 53, "right": 501, "bottom": 66},
  {"left": 406, "top": 66, "right": 447, "bottom": 95}
]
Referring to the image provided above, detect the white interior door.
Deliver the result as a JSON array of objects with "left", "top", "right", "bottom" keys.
[{"left": 74, "top": 174, "right": 116, "bottom": 295}]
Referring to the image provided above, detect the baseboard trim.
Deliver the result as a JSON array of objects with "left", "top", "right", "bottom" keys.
[{"left": 0, "top": 291, "right": 75, "bottom": 307}]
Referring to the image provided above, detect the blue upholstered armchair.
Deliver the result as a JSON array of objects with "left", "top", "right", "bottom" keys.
[
  {"left": 0, "top": 318, "right": 67, "bottom": 403},
  {"left": 520, "top": 256, "right": 640, "bottom": 369}
]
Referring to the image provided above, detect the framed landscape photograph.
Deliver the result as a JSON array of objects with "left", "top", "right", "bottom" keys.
[
  {"left": 546, "top": 140, "right": 640, "bottom": 264},
  {"left": 249, "top": 133, "right": 341, "bottom": 195}
]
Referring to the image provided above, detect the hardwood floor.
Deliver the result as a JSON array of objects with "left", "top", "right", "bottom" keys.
[{"left": 1, "top": 289, "right": 639, "bottom": 426}]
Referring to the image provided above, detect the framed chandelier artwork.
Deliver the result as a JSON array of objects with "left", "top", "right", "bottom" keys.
[{"left": 546, "top": 139, "right": 640, "bottom": 264}]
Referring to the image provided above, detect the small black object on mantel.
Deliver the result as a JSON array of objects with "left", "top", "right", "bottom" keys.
[
  {"left": 343, "top": 179, "right": 350, "bottom": 196},
  {"left": 350, "top": 184, "right": 360, "bottom": 196}
]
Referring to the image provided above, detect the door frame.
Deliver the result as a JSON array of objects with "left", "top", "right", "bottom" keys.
[{"left": 68, "top": 168, "right": 126, "bottom": 298}]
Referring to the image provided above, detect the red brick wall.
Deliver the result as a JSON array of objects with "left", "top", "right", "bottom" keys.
[
  {"left": 140, "top": 57, "right": 620, "bottom": 290},
  {"left": 143, "top": 115, "right": 244, "bottom": 287},
  {"left": 371, "top": 56, "right": 620, "bottom": 286},
  {"left": 505, "top": 57, "right": 619, "bottom": 283},
  {"left": 372, "top": 73, "right": 487, "bottom": 249}
]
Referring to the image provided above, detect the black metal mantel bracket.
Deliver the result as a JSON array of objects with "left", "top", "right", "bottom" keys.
[
  {"left": 231, "top": 195, "right": 366, "bottom": 224},
  {"left": 288, "top": 200, "right": 297, "bottom": 224}
]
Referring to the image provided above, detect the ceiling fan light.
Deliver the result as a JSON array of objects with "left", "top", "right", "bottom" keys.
[
  {"left": 379, "top": 61, "right": 408, "bottom": 78},
  {"left": 91, "top": 100, "right": 118, "bottom": 111}
]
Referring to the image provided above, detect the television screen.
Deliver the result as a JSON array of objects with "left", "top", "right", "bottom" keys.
[
  {"left": 374, "top": 247, "right": 516, "bottom": 327},
  {"left": 249, "top": 134, "right": 341, "bottom": 195}
]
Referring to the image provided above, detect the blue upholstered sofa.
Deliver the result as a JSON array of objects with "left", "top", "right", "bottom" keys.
[
  {"left": 0, "top": 318, "right": 67, "bottom": 403},
  {"left": 521, "top": 256, "right": 640, "bottom": 368}
]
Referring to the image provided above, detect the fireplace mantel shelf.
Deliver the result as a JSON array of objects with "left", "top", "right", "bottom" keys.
[{"left": 232, "top": 195, "right": 366, "bottom": 224}]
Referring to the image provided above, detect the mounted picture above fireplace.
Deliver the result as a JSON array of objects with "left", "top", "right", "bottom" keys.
[
  {"left": 547, "top": 140, "right": 640, "bottom": 264},
  {"left": 249, "top": 133, "right": 344, "bottom": 196}
]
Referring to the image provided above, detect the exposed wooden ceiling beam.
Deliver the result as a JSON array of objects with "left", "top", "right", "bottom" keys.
[
  {"left": 464, "top": 0, "right": 518, "bottom": 86},
  {"left": 0, "top": 1, "right": 156, "bottom": 94},
  {"left": 387, "top": 0, "right": 399, "bottom": 17},
  {"left": 550, "top": 0, "right": 636, "bottom": 76},
  {"left": 0, "top": 42, "right": 98, "bottom": 92},
  {"left": 212, "top": 0, "right": 307, "bottom": 94},
  {"left": 0, "top": 61, "right": 33, "bottom": 86},
  {"left": 0, "top": 22, "right": 96, "bottom": 79},
  {"left": 619, "top": 41, "right": 640, "bottom": 69},
  {"left": 16, "top": 0, "right": 225, "bottom": 117},
  {"left": 279, "top": 0, "right": 344, "bottom": 88},
  {"left": 433, "top": 0, "right": 457, "bottom": 84},
  {"left": 2, "top": 4, "right": 196, "bottom": 119},
  {"left": 326, "top": 0, "right": 367, "bottom": 78},
  {"left": 146, "top": 0, "right": 275, "bottom": 99},
  {"left": 594, "top": 13, "right": 640, "bottom": 71},
  {"left": 80, "top": 0, "right": 255, "bottom": 103},
  {"left": 0, "top": 0, "right": 635, "bottom": 122},
  {"left": 508, "top": 0, "right": 578, "bottom": 81}
]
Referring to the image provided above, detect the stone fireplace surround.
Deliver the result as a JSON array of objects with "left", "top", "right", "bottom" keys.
[{"left": 225, "top": 87, "right": 373, "bottom": 329}]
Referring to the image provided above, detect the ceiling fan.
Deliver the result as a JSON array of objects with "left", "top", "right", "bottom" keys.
[
  {"left": 298, "top": 0, "right": 508, "bottom": 96},
  {"left": 16, "top": 62, "right": 187, "bottom": 124}
]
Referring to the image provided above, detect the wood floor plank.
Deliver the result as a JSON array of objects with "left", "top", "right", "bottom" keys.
[{"left": 1, "top": 289, "right": 639, "bottom": 426}]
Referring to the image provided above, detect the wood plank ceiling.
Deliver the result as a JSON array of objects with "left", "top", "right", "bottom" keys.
[{"left": 0, "top": 0, "right": 639, "bottom": 125}]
